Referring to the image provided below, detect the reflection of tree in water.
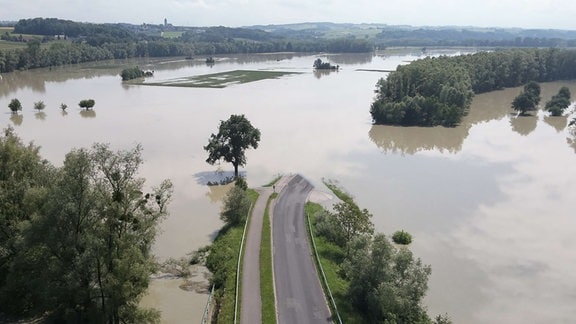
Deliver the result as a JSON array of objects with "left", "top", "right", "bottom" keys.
[
  {"left": 543, "top": 115, "right": 568, "bottom": 133},
  {"left": 80, "top": 109, "right": 96, "bottom": 118},
  {"left": 325, "top": 53, "right": 373, "bottom": 65},
  {"left": 510, "top": 114, "right": 537, "bottom": 136},
  {"left": 34, "top": 111, "right": 47, "bottom": 121},
  {"left": 0, "top": 57, "right": 200, "bottom": 99},
  {"left": 61, "top": 110, "right": 68, "bottom": 117},
  {"left": 193, "top": 170, "right": 246, "bottom": 203},
  {"left": 369, "top": 82, "right": 576, "bottom": 154},
  {"left": 313, "top": 69, "right": 336, "bottom": 79},
  {"left": 0, "top": 70, "right": 47, "bottom": 97},
  {"left": 232, "top": 53, "right": 297, "bottom": 65},
  {"left": 10, "top": 114, "right": 23, "bottom": 126},
  {"left": 368, "top": 86, "right": 512, "bottom": 154},
  {"left": 567, "top": 137, "right": 576, "bottom": 154},
  {"left": 205, "top": 183, "right": 234, "bottom": 203},
  {"left": 568, "top": 124, "right": 576, "bottom": 154},
  {"left": 369, "top": 124, "right": 468, "bottom": 154}
]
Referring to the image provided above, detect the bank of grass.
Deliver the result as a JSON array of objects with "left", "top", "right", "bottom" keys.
[
  {"left": 213, "top": 188, "right": 258, "bottom": 323},
  {"left": 0, "top": 41, "right": 26, "bottom": 50},
  {"left": 322, "top": 178, "right": 354, "bottom": 203},
  {"left": 260, "top": 192, "right": 278, "bottom": 323},
  {"left": 142, "top": 70, "right": 299, "bottom": 88},
  {"left": 263, "top": 174, "right": 282, "bottom": 187},
  {"left": 306, "top": 202, "right": 366, "bottom": 323}
]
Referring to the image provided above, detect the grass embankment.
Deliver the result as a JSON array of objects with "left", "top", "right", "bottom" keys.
[
  {"left": 263, "top": 174, "right": 282, "bottom": 187},
  {"left": 260, "top": 192, "right": 278, "bottom": 324},
  {"left": 212, "top": 189, "right": 258, "bottom": 323},
  {"left": 307, "top": 181, "right": 369, "bottom": 322},
  {"left": 142, "top": 70, "right": 299, "bottom": 88},
  {"left": 305, "top": 202, "right": 365, "bottom": 323}
]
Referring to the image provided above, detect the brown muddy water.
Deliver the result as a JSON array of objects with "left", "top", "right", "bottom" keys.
[{"left": 1, "top": 49, "right": 576, "bottom": 323}]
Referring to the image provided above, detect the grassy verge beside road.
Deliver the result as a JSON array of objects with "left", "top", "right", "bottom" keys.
[
  {"left": 210, "top": 189, "right": 258, "bottom": 323},
  {"left": 260, "top": 192, "right": 278, "bottom": 323},
  {"left": 305, "top": 202, "right": 365, "bottom": 323}
]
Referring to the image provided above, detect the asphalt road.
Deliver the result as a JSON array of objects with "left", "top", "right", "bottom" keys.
[
  {"left": 273, "top": 175, "right": 333, "bottom": 324},
  {"left": 240, "top": 187, "right": 271, "bottom": 324}
]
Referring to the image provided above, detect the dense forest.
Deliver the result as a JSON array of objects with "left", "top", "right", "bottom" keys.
[
  {"left": 4, "top": 18, "right": 576, "bottom": 74},
  {"left": 371, "top": 48, "right": 576, "bottom": 126},
  {"left": 0, "top": 18, "right": 372, "bottom": 73},
  {"left": 0, "top": 128, "right": 172, "bottom": 323}
]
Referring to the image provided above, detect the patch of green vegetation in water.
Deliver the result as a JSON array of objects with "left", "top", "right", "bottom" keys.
[{"left": 141, "top": 70, "right": 300, "bottom": 88}]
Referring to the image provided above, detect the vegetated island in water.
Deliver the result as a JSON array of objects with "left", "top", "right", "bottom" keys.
[
  {"left": 370, "top": 48, "right": 576, "bottom": 127},
  {"left": 142, "top": 70, "right": 299, "bottom": 88}
]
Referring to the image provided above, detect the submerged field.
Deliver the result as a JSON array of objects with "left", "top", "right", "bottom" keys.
[{"left": 141, "top": 70, "right": 299, "bottom": 88}]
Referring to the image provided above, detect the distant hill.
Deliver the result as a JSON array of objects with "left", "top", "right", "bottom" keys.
[{"left": 244, "top": 22, "right": 576, "bottom": 47}]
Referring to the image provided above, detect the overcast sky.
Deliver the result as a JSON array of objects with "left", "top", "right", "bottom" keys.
[{"left": 1, "top": 0, "right": 575, "bottom": 30}]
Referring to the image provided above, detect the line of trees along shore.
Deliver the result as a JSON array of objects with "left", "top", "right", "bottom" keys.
[
  {"left": 371, "top": 48, "right": 576, "bottom": 127},
  {"left": 0, "top": 18, "right": 372, "bottom": 74}
]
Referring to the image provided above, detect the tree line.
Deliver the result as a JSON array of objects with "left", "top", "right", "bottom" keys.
[
  {"left": 0, "top": 18, "right": 373, "bottom": 74},
  {"left": 371, "top": 48, "right": 576, "bottom": 126},
  {"left": 376, "top": 28, "right": 576, "bottom": 48},
  {"left": 0, "top": 128, "right": 172, "bottom": 323}
]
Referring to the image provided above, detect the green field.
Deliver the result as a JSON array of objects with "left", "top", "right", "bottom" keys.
[
  {"left": 142, "top": 70, "right": 299, "bottom": 88},
  {"left": 0, "top": 41, "right": 26, "bottom": 50},
  {"left": 0, "top": 27, "right": 46, "bottom": 50},
  {"left": 162, "top": 31, "right": 184, "bottom": 38}
]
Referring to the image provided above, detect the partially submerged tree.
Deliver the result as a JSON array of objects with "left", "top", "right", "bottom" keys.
[
  {"left": 121, "top": 66, "right": 148, "bottom": 81},
  {"left": 79, "top": 99, "right": 95, "bottom": 109},
  {"left": 313, "top": 58, "right": 339, "bottom": 70},
  {"left": 204, "top": 114, "right": 261, "bottom": 178},
  {"left": 512, "top": 81, "right": 541, "bottom": 115},
  {"left": 8, "top": 98, "right": 22, "bottom": 114},
  {"left": 33, "top": 101, "right": 46, "bottom": 111},
  {"left": 545, "top": 86, "right": 571, "bottom": 116}
]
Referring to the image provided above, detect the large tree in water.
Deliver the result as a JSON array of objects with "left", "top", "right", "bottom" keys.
[{"left": 204, "top": 114, "right": 261, "bottom": 178}]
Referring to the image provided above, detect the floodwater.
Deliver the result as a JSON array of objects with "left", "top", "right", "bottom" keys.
[{"left": 1, "top": 49, "right": 576, "bottom": 323}]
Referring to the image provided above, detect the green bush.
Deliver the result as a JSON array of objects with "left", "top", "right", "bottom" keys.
[
  {"left": 121, "top": 66, "right": 146, "bottom": 81},
  {"left": 78, "top": 99, "right": 95, "bottom": 109},
  {"left": 392, "top": 230, "right": 412, "bottom": 245}
]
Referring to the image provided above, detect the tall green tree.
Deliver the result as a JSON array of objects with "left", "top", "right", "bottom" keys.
[
  {"left": 0, "top": 127, "right": 52, "bottom": 314},
  {"left": 0, "top": 136, "right": 171, "bottom": 323},
  {"left": 204, "top": 114, "right": 261, "bottom": 178},
  {"left": 330, "top": 201, "right": 374, "bottom": 253},
  {"left": 89, "top": 143, "right": 172, "bottom": 324}
]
